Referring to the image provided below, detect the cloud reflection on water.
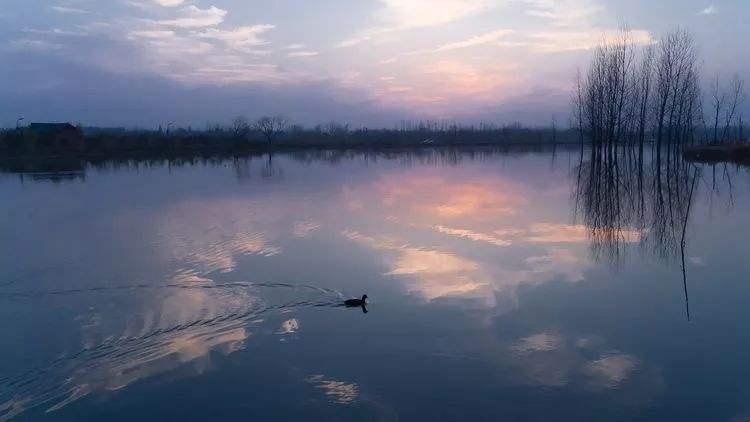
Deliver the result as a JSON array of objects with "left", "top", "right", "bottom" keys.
[
  {"left": 371, "top": 171, "right": 526, "bottom": 222},
  {"left": 339, "top": 168, "right": 610, "bottom": 307},
  {"left": 336, "top": 164, "right": 660, "bottom": 404},
  {"left": 0, "top": 194, "right": 308, "bottom": 418},
  {"left": 506, "top": 331, "right": 657, "bottom": 396},
  {"left": 158, "top": 198, "right": 283, "bottom": 275},
  {"left": 278, "top": 318, "right": 300, "bottom": 335},
  {"left": 343, "top": 229, "right": 492, "bottom": 303},
  {"left": 306, "top": 375, "right": 360, "bottom": 405}
]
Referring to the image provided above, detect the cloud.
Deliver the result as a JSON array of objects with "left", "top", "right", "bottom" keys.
[
  {"left": 526, "top": 223, "right": 590, "bottom": 243},
  {"left": 158, "top": 5, "right": 227, "bottom": 28},
  {"left": 111, "top": 8, "right": 279, "bottom": 83},
  {"left": 0, "top": 47, "right": 413, "bottom": 128},
  {"left": 337, "top": 34, "right": 372, "bottom": 48},
  {"left": 386, "top": 85, "right": 413, "bottom": 93},
  {"left": 195, "top": 25, "right": 275, "bottom": 50},
  {"left": 130, "top": 29, "right": 176, "bottom": 39},
  {"left": 153, "top": 0, "right": 184, "bottom": 6},
  {"left": 18, "top": 6, "right": 279, "bottom": 87},
  {"left": 0, "top": 0, "right": 698, "bottom": 127},
  {"left": 434, "top": 225, "right": 512, "bottom": 247},
  {"left": 283, "top": 43, "right": 305, "bottom": 50},
  {"left": 24, "top": 27, "right": 89, "bottom": 37},
  {"left": 698, "top": 5, "right": 717, "bottom": 15},
  {"left": 499, "top": 29, "right": 654, "bottom": 53},
  {"left": 8, "top": 39, "right": 64, "bottom": 51},
  {"left": 431, "top": 29, "right": 514, "bottom": 52},
  {"left": 125, "top": 23, "right": 281, "bottom": 84},
  {"left": 292, "top": 221, "right": 321, "bottom": 237},
  {"left": 378, "top": 0, "right": 496, "bottom": 29},
  {"left": 128, "top": 28, "right": 215, "bottom": 66},
  {"left": 338, "top": 0, "right": 498, "bottom": 47},
  {"left": 50, "top": 6, "right": 90, "bottom": 14},
  {"left": 522, "top": 0, "right": 602, "bottom": 27},
  {"left": 288, "top": 51, "right": 319, "bottom": 58}
]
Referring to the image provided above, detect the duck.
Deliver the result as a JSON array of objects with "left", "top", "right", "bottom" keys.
[{"left": 344, "top": 294, "right": 368, "bottom": 307}]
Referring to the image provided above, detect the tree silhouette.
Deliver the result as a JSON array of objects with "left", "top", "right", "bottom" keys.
[{"left": 254, "top": 115, "right": 288, "bottom": 144}]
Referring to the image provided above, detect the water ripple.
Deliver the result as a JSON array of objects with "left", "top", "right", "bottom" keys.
[{"left": 0, "top": 281, "right": 345, "bottom": 421}]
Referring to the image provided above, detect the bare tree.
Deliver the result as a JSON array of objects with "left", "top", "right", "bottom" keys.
[
  {"left": 573, "top": 69, "right": 585, "bottom": 139},
  {"left": 740, "top": 115, "right": 745, "bottom": 141},
  {"left": 232, "top": 116, "right": 250, "bottom": 139},
  {"left": 652, "top": 29, "right": 700, "bottom": 148},
  {"left": 578, "top": 29, "right": 637, "bottom": 147},
  {"left": 710, "top": 74, "right": 726, "bottom": 143},
  {"left": 254, "top": 115, "right": 288, "bottom": 144},
  {"left": 636, "top": 45, "right": 655, "bottom": 147},
  {"left": 721, "top": 75, "right": 746, "bottom": 141},
  {"left": 574, "top": 25, "right": 702, "bottom": 193}
]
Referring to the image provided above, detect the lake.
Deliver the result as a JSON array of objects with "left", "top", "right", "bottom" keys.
[{"left": 1, "top": 147, "right": 749, "bottom": 421}]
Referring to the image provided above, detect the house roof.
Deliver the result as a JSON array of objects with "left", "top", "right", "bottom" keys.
[{"left": 28, "top": 123, "right": 79, "bottom": 133}]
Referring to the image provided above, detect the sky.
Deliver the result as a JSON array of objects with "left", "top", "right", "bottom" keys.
[{"left": 0, "top": 0, "right": 747, "bottom": 128}]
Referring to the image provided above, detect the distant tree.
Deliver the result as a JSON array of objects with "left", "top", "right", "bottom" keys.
[
  {"left": 232, "top": 116, "right": 250, "bottom": 139},
  {"left": 551, "top": 116, "right": 557, "bottom": 144},
  {"left": 324, "top": 121, "right": 350, "bottom": 138},
  {"left": 255, "top": 115, "right": 288, "bottom": 144},
  {"left": 206, "top": 122, "right": 223, "bottom": 134},
  {"left": 288, "top": 124, "right": 305, "bottom": 134}
]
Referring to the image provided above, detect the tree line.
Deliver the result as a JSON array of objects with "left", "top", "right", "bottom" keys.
[
  {"left": 574, "top": 28, "right": 746, "bottom": 151},
  {"left": 0, "top": 118, "right": 582, "bottom": 157}
]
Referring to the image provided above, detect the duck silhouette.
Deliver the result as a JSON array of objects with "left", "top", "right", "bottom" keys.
[{"left": 344, "top": 294, "right": 368, "bottom": 307}]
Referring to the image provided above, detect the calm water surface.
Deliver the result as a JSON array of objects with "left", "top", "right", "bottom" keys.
[{"left": 1, "top": 148, "right": 749, "bottom": 421}]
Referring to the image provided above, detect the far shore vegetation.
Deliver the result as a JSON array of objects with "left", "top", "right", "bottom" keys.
[{"left": 0, "top": 119, "right": 581, "bottom": 158}]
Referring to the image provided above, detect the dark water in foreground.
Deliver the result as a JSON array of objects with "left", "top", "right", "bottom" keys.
[{"left": 1, "top": 148, "right": 749, "bottom": 421}]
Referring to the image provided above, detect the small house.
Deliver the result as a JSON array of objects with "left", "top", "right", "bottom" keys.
[{"left": 27, "top": 123, "right": 84, "bottom": 152}]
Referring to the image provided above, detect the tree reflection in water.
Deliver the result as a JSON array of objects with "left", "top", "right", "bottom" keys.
[{"left": 573, "top": 143, "right": 715, "bottom": 320}]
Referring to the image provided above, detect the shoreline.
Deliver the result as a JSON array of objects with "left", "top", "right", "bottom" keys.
[
  {"left": 0, "top": 140, "right": 581, "bottom": 162},
  {"left": 683, "top": 143, "right": 750, "bottom": 164}
]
